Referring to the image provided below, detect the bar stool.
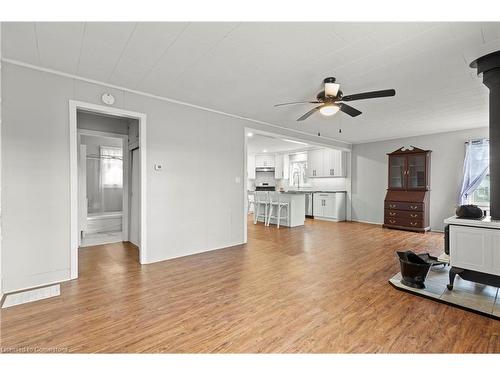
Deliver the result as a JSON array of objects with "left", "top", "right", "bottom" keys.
[
  {"left": 254, "top": 191, "right": 270, "bottom": 225},
  {"left": 247, "top": 190, "right": 255, "bottom": 214},
  {"left": 266, "top": 191, "right": 289, "bottom": 228}
]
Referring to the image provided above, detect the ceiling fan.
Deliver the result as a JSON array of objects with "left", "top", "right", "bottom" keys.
[{"left": 274, "top": 77, "right": 396, "bottom": 121}]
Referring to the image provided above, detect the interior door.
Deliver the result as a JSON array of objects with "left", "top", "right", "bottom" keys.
[
  {"left": 78, "top": 144, "right": 87, "bottom": 245},
  {"left": 407, "top": 154, "right": 427, "bottom": 190},
  {"left": 129, "top": 148, "right": 140, "bottom": 247},
  {"left": 388, "top": 155, "right": 407, "bottom": 189}
]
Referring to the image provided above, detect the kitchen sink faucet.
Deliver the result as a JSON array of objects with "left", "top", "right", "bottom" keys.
[{"left": 293, "top": 170, "right": 300, "bottom": 190}]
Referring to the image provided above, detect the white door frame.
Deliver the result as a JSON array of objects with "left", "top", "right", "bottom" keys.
[
  {"left": 77, "top": 129, "right": 130, "bottom": 243},
  {"left": 69, "top": 100, "right": 148, "bottom": 279}
]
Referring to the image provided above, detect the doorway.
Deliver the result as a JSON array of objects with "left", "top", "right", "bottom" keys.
[
  {"left": 78, "top": 130, "right": 128, "bottom": 247},
  {"left": 69, "top": 101, "right": 147, "bottom": 279}
]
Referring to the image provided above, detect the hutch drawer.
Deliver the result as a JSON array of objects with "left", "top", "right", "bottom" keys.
[{"left": 385, "top": 201, "right": 423, "bottom": 211}]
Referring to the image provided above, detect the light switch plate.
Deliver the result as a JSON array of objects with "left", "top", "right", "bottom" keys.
[
  {"left": 154, "top": 164, "right": 163, "bottom": 171},
  {"left": 235, "top": 177, "right": 241, "bottom": 184}
]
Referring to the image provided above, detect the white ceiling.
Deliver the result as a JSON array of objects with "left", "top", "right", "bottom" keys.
[
  {"left": 2, "top": 22, "right": 499, "bottom": 143},
  {"left": 247, "top": 133, "right": 311, "bottom": 154}
]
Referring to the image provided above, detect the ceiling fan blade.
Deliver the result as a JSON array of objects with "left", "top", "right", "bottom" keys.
[
  {"left": 339, "top": 103, "right": 362, "bottom": 117},
  {"left": 341, "top": 89, "right": 396, "bottom": 102},
  {"left": 297, "top": 106, "right": 322, "bottom": 121},
  {"left": 274, "top": 101, "right": 321, "bottom": 107}
]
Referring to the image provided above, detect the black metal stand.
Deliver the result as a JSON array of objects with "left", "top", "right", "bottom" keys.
[{"left": 447, "top": 266, "right": 500, "bottom": 290}]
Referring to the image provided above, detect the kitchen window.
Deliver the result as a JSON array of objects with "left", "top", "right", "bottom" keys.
[{"left": 289, "top": 152, "right": 309, "bottom": 188}]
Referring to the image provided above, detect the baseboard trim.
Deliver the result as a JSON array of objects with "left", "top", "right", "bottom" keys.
[
  {"left": 144, "top": 241, "right": 245, "bottom": 265},
  {"left": 314, "top": 217, "right": 344, "bottom": 222},
  {"left": 351, "top": 220, "right": 383, "bottom": 226},
  {"left": 2, "top": 284, "right": 61, "bottom": 309},
  {"left": 3, "top": 269, "right": 70, "bottom": 294}
]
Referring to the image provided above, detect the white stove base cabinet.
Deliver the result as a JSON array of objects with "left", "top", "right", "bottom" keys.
[{"left": 444, "top": 216, "right": 500, "bottom": 290}]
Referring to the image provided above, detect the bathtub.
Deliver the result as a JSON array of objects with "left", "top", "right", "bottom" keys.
[{"left": 86, "top": 211, "right": 123, "bottom": 234}]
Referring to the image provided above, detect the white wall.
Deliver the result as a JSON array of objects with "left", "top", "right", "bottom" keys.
[
  {"left": 351, "top": 127, "right": 489, "bottom": 231},
  {"left": 1, "top": 63, "right": 249, "bottom": 292},
  {"left": 2, "top": 63, "right": 349, "bottom": 293}
]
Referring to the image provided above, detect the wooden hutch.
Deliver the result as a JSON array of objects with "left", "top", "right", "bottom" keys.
[{"left": 384, "top": 146, "right": 431, "bottom": 232}]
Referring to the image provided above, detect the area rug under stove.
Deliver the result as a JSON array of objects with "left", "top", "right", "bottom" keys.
[{"left": 389, "top": 265, "right": 500, "bottom": 319}]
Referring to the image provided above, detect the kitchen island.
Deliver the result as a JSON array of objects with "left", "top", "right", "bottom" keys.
[{"left": 254, "top": 192, "right": 306, "bottom": 227}]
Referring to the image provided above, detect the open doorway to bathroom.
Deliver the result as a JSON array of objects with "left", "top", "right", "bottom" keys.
[
  {"left": 78, "top": 129, "right": 127, "bottom": 247},
  {"left": 70, "top": 100, "right": 147, "bottom": 279}
]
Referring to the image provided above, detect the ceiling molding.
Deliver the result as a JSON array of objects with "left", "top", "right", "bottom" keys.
[{"left": 1, "top": 57, "right": 352, "bottom": 150}]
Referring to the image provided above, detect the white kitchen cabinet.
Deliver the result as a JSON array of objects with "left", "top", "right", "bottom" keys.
[
  {"left": 247, "top": 154, "right": 256, "bottom": 179},
  {"left": 307, "top": 149, "right": 323, "bottom": 177},
  {"left": 255, "top": 154, "right": 275, "bottom": 167},
  {"left": 283, "top": 153, "right": 290, "bottom": 179},
  {"left": 323, "top": 149, "right": 346, "bottom": 177},
  {"left": 313, "top": 192, "right": 346, "bottom": 221},
  {"left": 307, "top": 148, "right": 346, "bottom": 177},
  {"left": 275, "top": 154, "right": 284, "bottom": 179}
]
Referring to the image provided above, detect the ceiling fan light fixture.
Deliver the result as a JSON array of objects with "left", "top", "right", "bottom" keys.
[
  {"left": 319, "top": 105, "right": 340, "bottom": 116},
  {"left": 325, "top": 82, "right": 340, "bottom": 97}
]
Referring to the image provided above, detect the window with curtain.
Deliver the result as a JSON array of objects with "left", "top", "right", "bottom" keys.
[
  {"left": 100, "top": 146, "right": 123, "bottom": 188},
  {"left": 458, "top": 139, "right": 489, "bottom": 207},
  {"left": 288, "top": 152, "right": 309, "bottom": 187}
]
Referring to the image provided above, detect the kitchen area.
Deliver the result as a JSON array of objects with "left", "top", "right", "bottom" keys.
[{"left": 246, "top": 131, "right": 350, "bottom": 228}]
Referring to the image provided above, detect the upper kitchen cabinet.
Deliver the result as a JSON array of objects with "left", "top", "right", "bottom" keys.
[
  {"left": 324, "top": 148, "right": 346, "bottom": 177},
  {"left": 307, "top": 148, "right": 346, "bottom": 178},
  {"left": 255, "top": 154, "right": 275, "bottom": 168},
  {"left": 274, "top": 153, "right": 290, "bottom": 179},
  {"left": 307, "top": 149, "right": 323, "bottom": 177},
  {"left": 247, "top": 154, "right": 256, "bottom": 179}
]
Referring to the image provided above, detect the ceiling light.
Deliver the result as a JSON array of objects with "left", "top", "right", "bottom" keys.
[
  {"left": 262, "top": 149, "right": 268, "bottom": 153},
  {"left": 282, "top": 139, "right": 308, "bottom": 146},
  {"left": 325, "top": 82, "right": 340, "bottom": 97},
  {"left": 247, "top": 132, "right": 254, "bottom": 137},
  {"left": 319, "top": 105, "right": 340, "bottom": 116}
]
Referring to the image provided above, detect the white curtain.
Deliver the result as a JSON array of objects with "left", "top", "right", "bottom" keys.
[
  {"left": 100, "top": 146, "right": 123, "bottom": 188},
  {"left": 458, "top": 139, "right": 489, "bottom": 205}
]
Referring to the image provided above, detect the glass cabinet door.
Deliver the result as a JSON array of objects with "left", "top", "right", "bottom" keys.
[
  {"left": 407, "top": 154, "right": 426, "bottom": 189},
  {"left": 389, "top": 155, "right": 406, "bottom": 189}
]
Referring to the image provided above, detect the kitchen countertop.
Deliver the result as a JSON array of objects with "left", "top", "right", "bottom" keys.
[
  {"left": 250, "top": 190, "right": 347, "bottom": 194},
  {"left": 284, "top": 190, "right": 347, "bottom": 193}
]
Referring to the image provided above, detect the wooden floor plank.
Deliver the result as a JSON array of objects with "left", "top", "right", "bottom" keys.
[{"left": 1, "top": 218, "right": 499, "bottom": 353}]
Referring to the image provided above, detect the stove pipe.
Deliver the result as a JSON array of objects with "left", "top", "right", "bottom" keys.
[{"left": 471, "top": 51, "right": 500, "bottom": 219}]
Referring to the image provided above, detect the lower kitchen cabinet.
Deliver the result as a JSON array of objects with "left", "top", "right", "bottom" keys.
[{"left": 313, "top": 192, "right": 346, "bottom": 221}]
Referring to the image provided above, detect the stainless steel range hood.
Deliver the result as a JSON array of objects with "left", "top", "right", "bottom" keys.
[{"left": 255, "top": 167, "right": 275, "bottom": 172}]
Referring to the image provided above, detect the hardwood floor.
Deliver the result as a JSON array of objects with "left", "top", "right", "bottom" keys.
[{"left": 1, "top": 218, "right": 499, "bottom": 353}]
